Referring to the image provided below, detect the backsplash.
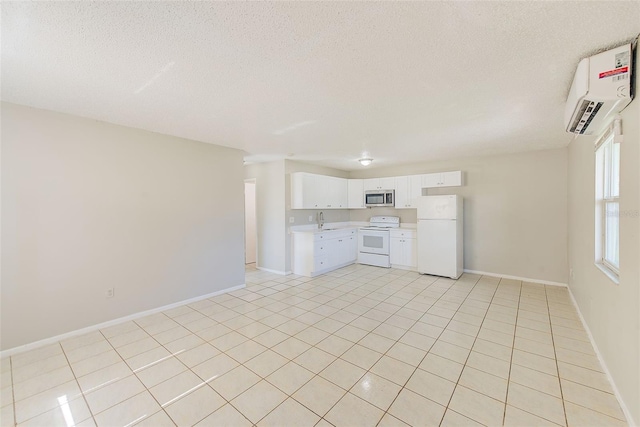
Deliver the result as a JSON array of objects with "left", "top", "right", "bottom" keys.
[
  {"left": 349, "top": 207, "right": 417, "bottom": 224},
  {"left": 286, "top": 209, "right": 351, "bottom": 227}
]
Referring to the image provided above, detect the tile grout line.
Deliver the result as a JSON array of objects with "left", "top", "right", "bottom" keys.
[
  {"left": 376, "top": 279, "right": 464, "bottom": 425},
  {"left": 129, "top": 314, "right": 196, "bottom": 427},
  {"left": 229, "top": 268, "right": 388, "bottom": 425},
  {"left": 352, "top": 274, "right": 487, "bottom": 426},
  {"left": 10, "top": 353, "right": 16, "bottom": 427},
  {"left": 13, "top": 342, "right": 98, "bottom": 427},
  {"left": 435, "top": 276, "right": 503, "bottom": 427},
  {"left": 545, "top": 285, "right": 570, "bottom": 427},
  {"left": 60, "top": 341, "right": 99, "bottom": 427},
  {"left": 156, "top": 295, "right": 288, "bottom": 425},
  {"left": 96, "top": 321, "right": 200, "bottom": 426},
  {"left": 505, "top": 287, "right": 572, "bottom": 426},
  {"left": 251, "top": 271, "right": 413, "bottom": 424},
  {"left": 187, "top": 269, "right": 372, "bottom": 425},
  {"left": 251, "top": 270, "right": 438, "bottom": 425},
  {"left": 7, "top": 267, "right": 616, "bottom": 427},
  {"left": 7, "top": 267, "right": 324, "bottom": 427},
  {"left": 315, "top": 271, "right": 435, "bottom": 426},
  {"left": 501, "top": 278, "right": 523, "bottom": 426},
  {"left": 545, "top": 289, "right": 627, "bottom": 423}
]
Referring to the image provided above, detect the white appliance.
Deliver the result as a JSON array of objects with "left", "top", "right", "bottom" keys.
[
  {"left": 417, "top": 195, "right": 463, "bottom": 279},
  {"left": 365, "top": 190, "right": 395, "bottom": 207},
  {"left": 358, "top": 216, "right": 400, "bottom": 267},
  {"left": 565, "top": 42, "right": 634, "bottom": 135}
]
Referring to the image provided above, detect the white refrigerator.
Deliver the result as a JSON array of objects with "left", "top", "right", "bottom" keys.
[{"left": 416, "top": 195, "right": 463, "bottom": 279}]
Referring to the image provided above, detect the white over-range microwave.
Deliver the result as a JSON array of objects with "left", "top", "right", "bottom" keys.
[{"left": 365, "top": 190, "right": 395, "bottom": 207}]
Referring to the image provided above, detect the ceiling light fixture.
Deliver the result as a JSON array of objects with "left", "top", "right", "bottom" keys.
[{"left": 358, "top": 158, "right": 373, "bottom": 166}]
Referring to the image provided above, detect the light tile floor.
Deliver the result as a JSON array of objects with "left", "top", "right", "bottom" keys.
[{"left": 0, "top": 264, "right": 628, "bottom": 426}]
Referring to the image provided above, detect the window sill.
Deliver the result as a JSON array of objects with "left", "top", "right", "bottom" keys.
[{"left": 595, "top": 263, "right": 620, "bottom": 285}]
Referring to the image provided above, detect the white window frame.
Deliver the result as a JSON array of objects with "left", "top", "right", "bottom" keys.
[{"left": 594, "top": 122, "right": 620, "bottom": 281}]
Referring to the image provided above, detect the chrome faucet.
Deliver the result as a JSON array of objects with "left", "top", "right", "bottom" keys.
[{"left": 317, "top": 211, "right": 325, "bottom": 230}]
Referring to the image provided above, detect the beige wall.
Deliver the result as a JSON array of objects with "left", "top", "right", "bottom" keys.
[
  {"left": 1, "top": 103, "right": 246, "bottom": 350},
  {"left": 567, "top": 46, "right": 639, "bottom": 422},
  {"left": 350, "top": 149, "right": 569, "bottom": 284}
]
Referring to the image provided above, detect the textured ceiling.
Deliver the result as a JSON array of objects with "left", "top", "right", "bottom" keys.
[{"left": 2, "top": 2, "right": 639, "bottom": 171}]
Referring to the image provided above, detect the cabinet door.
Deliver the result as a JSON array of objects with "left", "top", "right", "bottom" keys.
[
  {"left": 348, "top": 179, "right": 365, "bottom": 209},
  {"left": 311, "top": 175, "right": 328, "bottom": 208},
  {"left": 391, "top": 237, "right": 417, "bottom": 267},
  {"left": 390, "top": 237, "right": 403, "bottom": 265},
  {"left": 394, "top": 176, "right": 410, "bottom": 209},
  {"left": 396, "top": 175, "right": 424, "bottom": 208},
  {"left": 347, "top": 235, "right": 358, "bottom": 262},
  {"left": 407, "top": 175, "right": 424, "bottom": 208},
  {"left": 314, "top": 255, "right": 328, "bottom": 272},
  {"left": 363, "top": 178, "right": 380, "bottom": 191},
  {"left": 332, "top": 177, "right": 348, "bottom": 208},
  {"left": 296, "top": 173, "right": 324, "bottom": 208},
  {"left": 422, "top": 172, "right": 442, "bottom": 188},
  {"left": 291, "top": 172, "right": 315, "bottom": 209},
  {"left": 405, "top": 238, "right": 417, "bottom": 267},
  {"left": 379, "top": 177, "right": 396, "bottom": 190},
  {"left": 441, "top": 171, "right": 462, "bottom": 187},
  {"left": 327, "top": 237, "right": 350, "bottom": 268},
  {"left": 423, "top": 171, "right": 462, "bottom": 188}
]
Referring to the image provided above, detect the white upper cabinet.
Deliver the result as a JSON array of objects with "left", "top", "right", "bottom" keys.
[
  {"left": 291, "top": 172, "right": 315, "bottom": 209},
  {"left": 422, "top": 171, "right": 463, "bottom": 188},
  {"left": 394, "top": 175, "right": 424, "bottom": 209},
  {"left": 291, "top": 172, "right": 348, "bottom": 209},
  {"left": 293, "top": 171, "right": 462, "bottom": 210},
  {"left": 363, "top": 177, "right": 396, "bottom": 191},
  {"left": 323, "top": 176, "right": 348, "bottom": 208},
  {"left": 347, "top": 179, "right": 365, "bottom": 209}
]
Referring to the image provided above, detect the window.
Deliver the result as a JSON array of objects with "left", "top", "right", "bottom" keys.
[{"left": 595, "top": 126, "right": 620, "bottom": 278}]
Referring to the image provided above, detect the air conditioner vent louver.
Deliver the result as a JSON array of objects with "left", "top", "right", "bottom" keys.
[
  {"left": 570, "top": 100, "right": 603, "bottom": 134},
  {"left": 564, "top": 42, "right": 634, "bottom": 135}
]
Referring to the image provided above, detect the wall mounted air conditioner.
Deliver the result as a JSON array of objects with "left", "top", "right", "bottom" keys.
[{"left": 564, "top": 42, "right": 634, "bottom": 135}]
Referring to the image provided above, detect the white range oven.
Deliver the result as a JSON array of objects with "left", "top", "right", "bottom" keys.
[{"left": 358, "top": 216, "right": 400, "bottom": 268}]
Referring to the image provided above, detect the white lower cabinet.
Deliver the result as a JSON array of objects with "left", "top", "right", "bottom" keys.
[
  {"left": 293, "top": 228, "right": 358, "bottom": 277},
  {"left": 389, "top": 229, "right": 417, "bottom": 269}
]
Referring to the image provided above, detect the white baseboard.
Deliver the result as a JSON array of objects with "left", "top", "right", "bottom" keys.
[
  {"left": 463, "top": 269, "right": 568, "bottom": 287},
  {"left": 256, "top": 266, "right": 291, "bottom": 275},
  {"left": 0, "top": 283, "right": 246, "bottom": 358},
  {"left": 566, "top": 287, "right": 636, "bottom": 427}
]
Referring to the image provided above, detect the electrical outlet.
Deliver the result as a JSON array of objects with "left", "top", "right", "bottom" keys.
[
  {"left": 289, "top": 217, "right": 295, "bottom": 223},
  {"left": 308, "top": 216, "right": 313, "bottom": 222},
  {"left": 570, "top": 268, "right": 575, "bottom": 279},
  {"left": 105, "top": 288, "right": 115, "bottom": 298}
]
